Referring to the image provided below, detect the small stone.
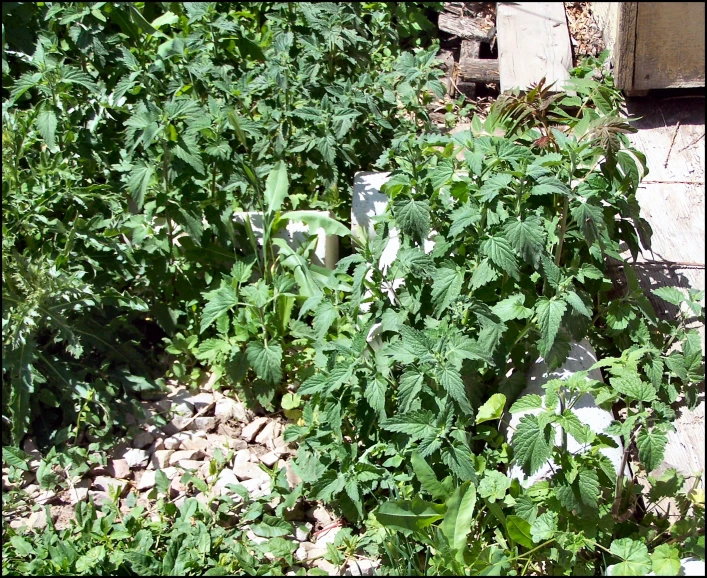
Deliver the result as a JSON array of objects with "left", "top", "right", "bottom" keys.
[
  {"left": 315, "top": 525, "right": 341, "bottom": 546},
  {"left": 69, "top": 479, "right": 92, "bottom": 504},
  {"left": 233, "top": 449, "right": 252, "bottom": 467},
  {"left": 161, "top": 466, "right": 179, "bottom": 480},
  {"left": 234, "top": 461, "right": 267, "bottom": 481},
  {"left": 259, "top": 452, "right": 279, "bottom": 468},
  {"left": 308, "top": 505, "right": 334, "bottom": 526},
  {"left": 124, "top": 448, "right": 150, "bottom": 469},
  {"left": 28, "top": 508, "right": 56, "bottom": 530},
  {"left": 181, "top": 437, "right": 211, "bottom": 453},
  {"left": 239, "top": 477, "right": 263, "bottom": 495},
  {"left": 177, "top": 459, "right": 204, "bottom": 471},
  {"left": 240, "top": 417, "right": 269, "bottom": 442},
  {"left": 148, "top": 450, "right": 174, "bottom": 470},
  {"left": 10, "top": 518, "right": 29, "bottom": 531},
  {"left": 284, "top": 460, "right": 302, "bottom": 489},
  {"left": 183, "top": 392, "right": 214, "bottom": 412},
  {"left": 187, "top": 416, "right": 218, "bottom": 432},
  {"left": 163, "top": 435, "right": 184, "bottom": 450},
  {"left": 344, "top": 559, "right": 379, "bottom": 576},
  {"left": 133, "top": 430, "right": 156, "bottom": 449},
  {"left": 137, "top": 470, "right": 156, "bottom": 491},
  {"left": 255, "top": 420, "right": 283, "bottom": 448},
  {"left": 314, "top": 559, "right": 339, "bottom": 575},
  {"left": 171, "top": 401, "right": 195, "bottom": 418},
  {"left": 93, "top": 476, "right": 128, "bottom": 496},
  {"left": 152, "top": 437, "right": 165, "bottom": 451},
  {"left": 89, "top": 490, "right": 112, "bottom": 506},
  {"left": 285, "top": 568, "right": 303, "bottom": 577},
  {"left": 35, "top": 490, "right": 57, "bottom": 505},
  {"left": 214, "top": 397, "right": 248, "bottom": 422},
  {"left": 229, "top": 438, "right": 248, "bottom": 451},
  {"left": 22, "top": 437, "right": 41, "bottom": 459},
  {"left": 295, "top": 522, "right": 313, "bottom": 542},
  {"left": 246, "top": 528, "right": 268, "bottom": 545},
  {"left": 295, "top": 541, "right": 328, "bottom": 562},
  {"left": 109, "top": 459, "right": 131, "bottom": 480},
  {"left": 173, "top": 495, "right": 186, "bottom": 508},
  {"left": 23, "top": 483, "right": 40, "bottom": 498},
  {"left": 170, "top": 475, "right": 186, "bottom": 499},
  {"left": 161, "top": 416, "right": 193, "bottom": 436},
  {"left": 169, "top": 450, "right": 204, "bottom": 466},
  {"left": 214, "top": 469, "right": 240, "bottom": 497}
]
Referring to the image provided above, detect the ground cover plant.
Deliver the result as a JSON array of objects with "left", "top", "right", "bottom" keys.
[{"left": 2, "top": 2, "right": 705, "bottom": 576}]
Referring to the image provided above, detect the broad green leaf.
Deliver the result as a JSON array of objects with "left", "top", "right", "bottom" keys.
[
  {"left": 577, "top": 469, "right": 601, "bottom": 509},
  {"left": 650, "top": 544, "right": 681, "bottom": 576},
  {"left": 636, "top": 429, "right": 667, "bottom": 472},
  {"left": 411, "top": 452, "right": 447, "bottom": 501},
  {"left": 571, "top": 201, "right": 604, "bottom": 246},
  {"left": 610, "top": 373, "right": 656, "bottom": 402},
  {"left": 126, "top": 163, "right": 155, "bottom": 210},
  {"left": 506, "top": 516, "right": 533, "bottom": 549},
  {"left": 470, "top": 258, "right": 498, "bottom": 291},
  {"left": 265, "top": 161, "right": 289, "bottom": 215},
  {"left": 481, "top": 236, "right": 519, "bottom": 280},
  {"left": 535, "top": 297, "right": 567, "bottom": 358},
  {"left": 449, "top": 203, "right": 481, "bottom": 238},
  {"left": 36, "top": 108, "right": 58, "bottom": 151},
  {"left": 477, "top": 173, "right": 513, "bottom": 202},
  {"left": 509, "top": 394, "right": 543, "bottom": 414},
  {"left": 478, "top": 470, "right": 511, "bottom": 503},
  {"left": 431, "top": 262, "right": 464, "bottom": 316},
  {"left": 531, "top": 176, "right": 570, "bottom": 196},
  {"left": 476, "top": 393, "right": 506, "bottom": 424},
  {"left": 364, "top": 378, "right": 386, "bottom": 415},
  {"left": 2, "top": 447, "right": 30, "bottom": 471},
  {"left": 281, "top": 211, "right": 350, "bottom": 237},
  {"left": 651, "top": 286, "right": 685, "bottom": 307},
  {"left": 564, "top": 291, "right": 592, "bottom": 318},
  {"left": 246, "top": 341, "right": 283, "bottom": 385},
  {"left": 492, "top": 294, "right": 532, "bottom": 322},
  {"left": 382, "top": 410, "right": 436, "bottom": 440},
  {"left": 436, "top": 363, "right": 473, "bottom": 415},
  {"left": 250, "top": 515, "right": 292, "bottom": 538},
  {"left": 608, "top": 538, "right": 651, "bottom": 576},
  {"left": 200, "top": 283, "right": 239, "bottom": 334},
  {"left": 530, "top": 511, "right": 557, "bottom": 543},
  {"left": 441, "top": 444, "right": 478, "bottom": 483},
  {"left": 441, "top": 481, "right": 477, "bottom": 551},
  {"left": 398, "top": 368, "right": 426, "bottom": 412},
  {"left": 374, "top": 498, "right": 445, "bottom": 536},
  {"left": 512, "top": 414, "right": 553, "bottom": 476},
  {"left": 394, "top": 197, "right": 431, "bottom": 242}
]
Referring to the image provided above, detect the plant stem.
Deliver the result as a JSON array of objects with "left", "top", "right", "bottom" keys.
[{"left": 554, "top": 195, "right": 569, "bottom": 267}]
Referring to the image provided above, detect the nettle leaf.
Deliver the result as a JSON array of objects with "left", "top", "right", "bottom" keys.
[
  {"left": 428, "top": 158, "right": 455, "bottom": 190},
  {"left": 436, "top": 362, "right": 473, "bottom": 415},
  {"left": 503, "top": 217, "right": 545, "bottom": 266},
  {"left": 172, "top": 133, "right": 205, "bottom": 175},
  {"left": 126, "top": 163, "right": 155, "bottom": 210},
  {"left": 431, "top": 262, "right": 464, "bottom": 317},
  {"left": 509, "top": 394, "right": 543, "bottom": 414},
  {"left": 393, "top": 197, "right": 431, "bottom": 242},
  {"left": 364, "top": 378, "right": 386, "bottom": 416},
  {"left": 571, "top": 201, "right": 604, "bottom": 246},
  {"left": 535, "top": 297, "right": 567, "bottom": 358},
  {"left": 564, "top": 290, "right": 592, "bottom": 318},
  {"left": 608, "top": 538, "right": 651, "bottom": 576},
  {"left": 531, "top": 176, "right": 570, "bottom": 196},
  {"left": 610, "top": 373, "right": 656, "bottom": 402},
  {"left": 512, "top": 414, "right": 553, "bottom": 476},
  {"left": 449, "top": 203, "right": 481, "bottom": 238},
  {"left": 482, "top": 236, "right": 520, "bottom": 280},
  {"left": 477, "top": 173, "right": 513, "bottom": 202},
  {"left": 441, "top": 443, "right": 477, "bottom": 482},
  {"left": 530, "top": 511, "right": 558, "bottom": 543},
  {"left": 200, "top": 282, "right": 239, "bottom": 333},
  {"left": 470, "top": 258, "right": 499, "bottom": 291},
  {"left": 441, "top": 481, "right": 477, "bottom": 551},
  {"left": 636, "top": 429, "right": 667, "bottom": 472},
  {"left": 398, "top": 368, "right": 425, "bottom": 412},
  {"left": 651, "top": 286, "right": 684, "bottom": 307},
  {"left": 382, "top": 410, "right": 436, "bottom": 440},
  {"left": 36, "top": 108, "right": 58, "bottom": 151},
  {"left": 246, "top": 341, "right": 283, "bottom": 385},
  {"left": 492, "top": 293, "right": 532, "bottom": 322}
]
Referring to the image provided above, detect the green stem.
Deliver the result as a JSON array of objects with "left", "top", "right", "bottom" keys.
[{"left": 554, "top": 195, "right": 569, "bottom": 267}]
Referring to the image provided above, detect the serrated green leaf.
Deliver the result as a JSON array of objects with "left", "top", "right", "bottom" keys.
[
  {"left": 530, "top": 511, "right": 557, "bottom": 543},
  {"left": 651, "top": 286, "right": 685, "bottom": 307},
  {"left": 512, "top": 414, "right": 553, "bottom": 476},
  {"left": 449, "top": 203, "right": 481, "bottom": 238},
  {"left": 571, "top": 201, "right": 604, "bottom": 246},
  {"left": 2, "top": 447, "right": 30, "bottom": 471},
  {"left": 246, "top": 341, "right": 283, "bottom": 385},
  {"left": 436, "top": 363, "right": 473, "bottom": 415},
  {"left": 564, "top": 291, "right": 592, "bottom": 318},
  {"left": 504, "top": 218, "right": 546, "bottom": 266},
  {"left": 535, "top": 297, "right": 567, "bottom": 358},
  {"left": 200, "top": 282, "right": 239, "bottom": 334},
  {"left": 478, "top": 470, "right": 511, "bottom": 503},
  {"left": 636, "top": 429, "right": 667, "bottom": 472},
  {"left": 36, "top": 108, "right": 58, "bottom": 151},
  {"left": 394, "top": 197, "right": 431, "bottom": 242},
  {"left": 492, "top": 294, "right": 532, "bottom": 322},
  {"left": 509, "top": 394, "right": 543, "bottom": 414},
  {"left": 650, "top": 544, "right": 681, "bottom": 576},
  {"left": 610, "top": 373, "right": 656, "bottom": 402},
  {"left": 398, "top": 368, "right": 425, "bottom": 412},
  {"left": 382, "top": 410, "right": 436, "bottom": 440},
  {"left": 482, "top": 236, "right": 519, "bottom": 280},
  {"left": 471, "top": 258, "right": 498, "bottom": 291},
  {"left": 126, "top": 163, "right": 154, "bottom": 210},
  {"left": 431, "top": 262, "right": 464, "bottom": 316}
]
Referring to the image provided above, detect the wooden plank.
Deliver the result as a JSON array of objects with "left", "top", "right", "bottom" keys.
[
  {"left": 458, "top": 58, "right": 500, "bottom": 83},
  {"left": 496, "top": 2, "right": 573, "bottom": 92},
  {"left": 633, "top": 3, "right": 705, "bottom": 90},
  {"left": 613, "top": 3, "right": 638, "bottom": 92},
  {"left": 438, "top": 12, "right": 490, "bottom": 41},
  {"left": 456, "top": 40, "right": 480, "bottom": 98}
]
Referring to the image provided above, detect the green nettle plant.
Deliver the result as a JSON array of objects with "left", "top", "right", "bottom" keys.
[
  {"left": 2, "top": 1, "right": 444, "bottom": 445},
  {"left": 284, "top": 58, "right": 705, "bottom": 575}
]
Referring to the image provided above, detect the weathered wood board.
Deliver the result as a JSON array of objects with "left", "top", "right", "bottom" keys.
[
  {"left": 625, "top": 97, "right": 705, "bottom": 489},
  {"left": 496, "top": 2, "right": 573, "bottom": 92}
]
